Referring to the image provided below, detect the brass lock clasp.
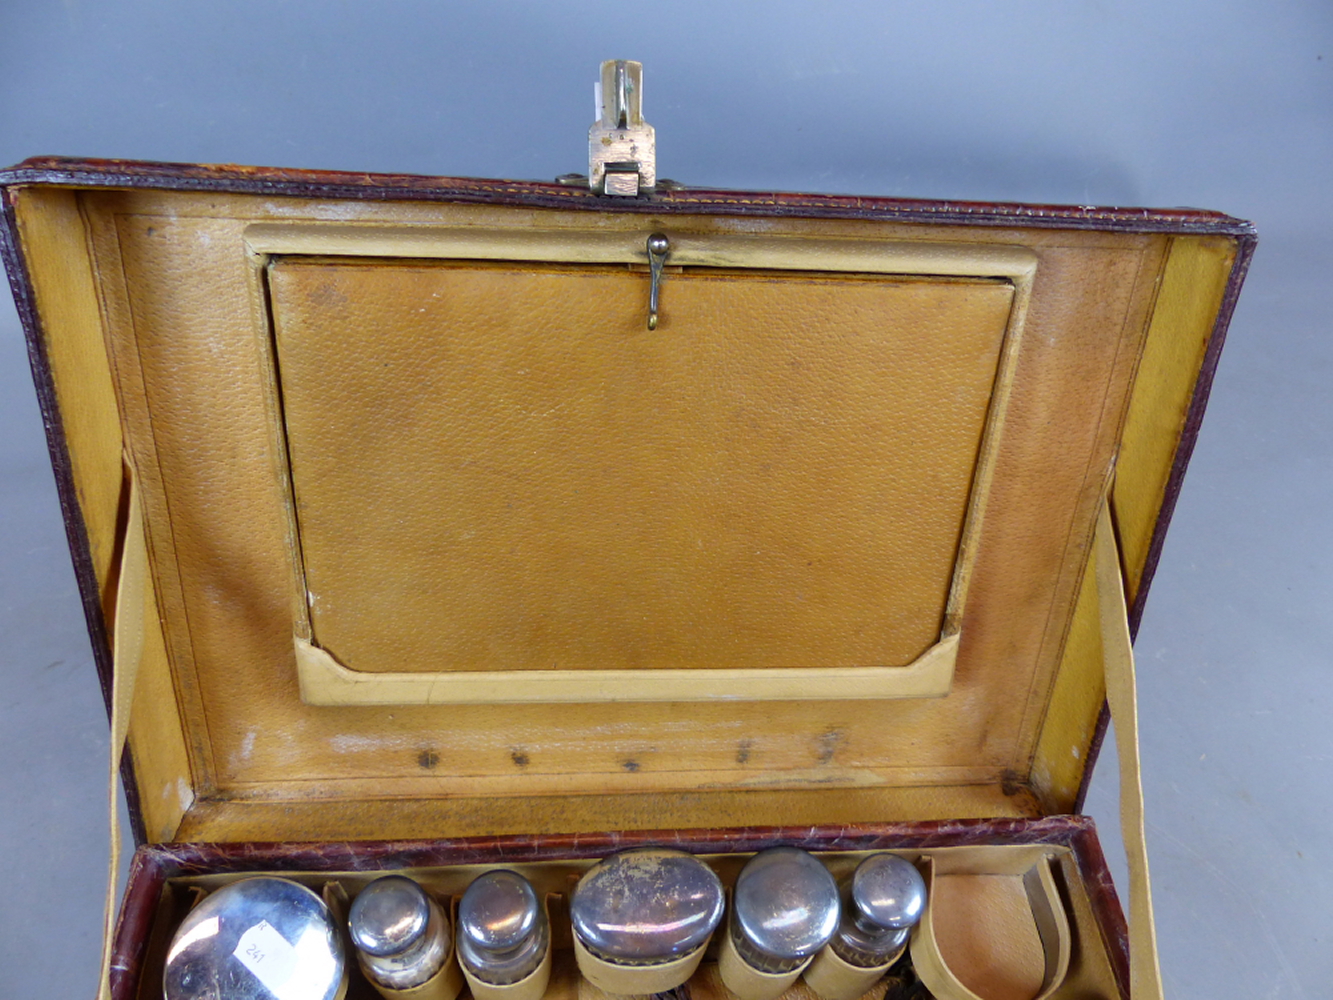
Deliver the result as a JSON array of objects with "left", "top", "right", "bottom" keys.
[{"left": 589, "top": 60, "right": 656, "bottom": 197}]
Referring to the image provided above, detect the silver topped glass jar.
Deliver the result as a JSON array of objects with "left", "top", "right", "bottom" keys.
[
  {"left": 163, "top": 876, "right": 345, "bottom": 1000},
  {"left": 833, "top": 853, "right": 925, "bottom": 966},
  {"left": 803, "top": 854, "right": 927, "bottom": 1000},
  {"left": 349, "top": 875, "right": 462, "bottom": 1000},
  {"left": 570, "top": 847, "right": 725, "bottom": 993},
  {"left": 456, "top": 870, "right": 551, "bottom": 1000},
  {"left": 719, "top": 847, "right": 840, "bottom": 1000}
]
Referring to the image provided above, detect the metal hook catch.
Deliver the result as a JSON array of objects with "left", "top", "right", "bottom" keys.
[{"left": 646, "top": 233, "right": 669, "bottom": 330}]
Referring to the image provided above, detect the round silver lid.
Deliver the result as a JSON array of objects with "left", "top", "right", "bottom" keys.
[
  {"left": 163, "top": 876, "right": 344, "bottom": 1000},
  {"left": 459, "top": 870, "right": 539, "bottom": 952},
  {"left": 732, "top": 847, "right": 839, "bottom": 962},
  {"left": 849, "top": 854, "right": 925, "bottom": 930},
  {"left": 349, "top": 876, "right": 432, "bottom": 958},
  {"left": 457, "top": 870, "right": 548, "bottom": 984},
  {"left": 570, "top": 848, "right": 725, "bottom": 962}
]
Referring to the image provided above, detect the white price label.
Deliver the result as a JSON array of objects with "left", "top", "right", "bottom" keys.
[{"left": 233, "top": 919, "right": 299, "bottom": 998}]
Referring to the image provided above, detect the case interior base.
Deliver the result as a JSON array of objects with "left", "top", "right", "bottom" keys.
[{"left": 113, "top": 825, "right": 1128, "bottom": 1000}]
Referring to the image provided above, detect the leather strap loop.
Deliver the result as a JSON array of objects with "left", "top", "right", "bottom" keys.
[
  {"left": 1096, "top": 500, "right": 1165, "bottom": 1000},
  {"left": 98, "top": 469, "right": 148, "bottom": 1000}
]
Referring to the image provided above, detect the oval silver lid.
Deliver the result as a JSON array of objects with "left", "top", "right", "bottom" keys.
[
  {"left": 570, "top": 848, "right": 725, "bottom": 961},
  {"left": 459, "top": 870, "right": 539, "bottom": 952},
  {"left": 163, "top": 876, "right": 344, "bottom": 1000},
  {"left": 349, "top": 876, "right": 432, "bottom": 958},
  {"left": 732, "top": 847, "right": 840, "bottom": 961},
  {"left": 849, "top": 854, "right": 926, "bottom": 930}
]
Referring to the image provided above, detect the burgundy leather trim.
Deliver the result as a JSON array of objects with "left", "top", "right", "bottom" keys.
[
  {"left": 1069, "top": 819, "right": 1131, "bottom": 1000},
  {"left": 142, "top": 815, "right": 1090, "bottom": 873},
  {"left": 0, "top": 189, "right": 148, "bottom": 846},
  {"left": 2, "top": 156, "right": 1255, "bottom": 236},
  {"left": 108, "top": 848, "right": 167, "bottom": 1000}
]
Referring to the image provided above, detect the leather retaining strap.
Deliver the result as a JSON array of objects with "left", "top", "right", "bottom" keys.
[
  {"left": 1096, "top": 500, "right": 1166, "bottom": 1000},
  {"left": 99, "top": 469, "right": 148, "bottom": 1000}
]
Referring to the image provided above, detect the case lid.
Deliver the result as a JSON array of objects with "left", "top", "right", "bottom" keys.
[{"left": 0, "top": 157, "right": 1253, "bottom": 845}]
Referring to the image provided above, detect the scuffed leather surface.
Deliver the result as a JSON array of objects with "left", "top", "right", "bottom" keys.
[
  {"left": 269, "top": 260, "right": 1012, "bottom": 674},
  {"left": 5, "top": 155, "right": 1256, "bottom": 237},
  {"left": 83, "top": 189, "right": 1163, "bottom": 809}
]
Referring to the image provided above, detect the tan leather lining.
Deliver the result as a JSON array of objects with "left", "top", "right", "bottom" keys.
[
  {"left": 73, "top": 189, "right": 1163, "bottom": 805},
  {"left": 920, "top": 872, "right": 1043, "bottom": 1000},
  {"left": 9, "top": 188, "right": 196, "bottom": 841},
  {"left": 14, "top": 186, "right": 1234, "bottom": 825},
  {"left": 241, "top": 224, "right": 1041, "bottom": 278},
  {"left": 10, "top": 189, "right": 124, "bottom": 602},
  {"left": 909, "top": 850, "right": 1073, "bottom": 1000},
  {"left": 171, "top": 784, "right": 1039, "bottom": 843}
]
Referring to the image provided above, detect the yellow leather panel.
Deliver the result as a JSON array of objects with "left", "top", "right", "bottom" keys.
[
  {"left": 9, "top": 189, "right": 124, "bottom": 606},
  {"left": 1114, "top": 235, "right": 1236, "bottom": 599},
  {"left": 269, "top": 260, "right": 1012, "bottom": 675}
]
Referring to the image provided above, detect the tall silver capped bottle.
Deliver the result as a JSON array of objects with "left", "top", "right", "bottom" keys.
[
  {"left": 456, "top": 870, "right": 551, "bottom": 1000},
  {"left": 349, "top": 875, "right": 462, "bottom": 1000}
]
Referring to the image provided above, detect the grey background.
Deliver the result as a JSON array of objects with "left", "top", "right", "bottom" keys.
[{"left": 0, "top": 2, "right": 1328, "bottom": 997}]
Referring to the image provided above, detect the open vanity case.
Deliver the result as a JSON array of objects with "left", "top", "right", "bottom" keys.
[{"left": 0, "top": 62, "right": 1253, "bottom": 1000}]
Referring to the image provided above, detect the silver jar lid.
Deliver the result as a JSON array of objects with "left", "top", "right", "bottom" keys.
[
  {"left": 163, "top": 876, "right": 344, "bottom": 1000},
  {"left": 571, "top": 848, "right": 725, "bottom": 964},
  {"left": 457, "top": 870, "right": 549, "bottom": 985},
  {"left": 731, "top": 847, "right": 840, "bottom": 972},
  {"left": 830, "top": 854, "right": 925, "bottom": 967},
  {"left": 849, "top": 854, "right": 925, "bottom": 931},
  {"left": 349, "top": 876, "right": 450, "bottom": 990},
  {"left": 349, "top": 876, "right": 433, "bottom": 957}
]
